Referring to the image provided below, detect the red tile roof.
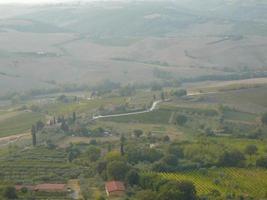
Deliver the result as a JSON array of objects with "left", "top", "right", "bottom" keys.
[{"left": 105, "top": 181, "right": 125, "bottom": 193}]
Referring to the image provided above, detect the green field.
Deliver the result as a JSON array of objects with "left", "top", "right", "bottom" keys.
[
  {"left": 223, "top": 110, "right": 257, "bottom": 122},
  {"left": 0, "top": 111, "right": 45, "bottom": 137},
  {"left": 159, "top": 168, "right": 267, "bottom": 198},
  {"left": 0, "top": 147, "right": 81, "bottom": 183},
  {"left": 201, "top": 87, "right": 267, "bottom": 113},
  {"left": 43, "top": 97, "right": 126, "bottom": 115}
]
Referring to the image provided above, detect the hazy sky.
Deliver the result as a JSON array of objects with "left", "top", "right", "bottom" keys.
[{"left": 0, "top": 0, "right": 111, "bottom": 4}]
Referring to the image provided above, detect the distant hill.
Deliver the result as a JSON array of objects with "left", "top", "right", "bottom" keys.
[{"left": 0, "top": 1, "right": 266, "bottom": 97}]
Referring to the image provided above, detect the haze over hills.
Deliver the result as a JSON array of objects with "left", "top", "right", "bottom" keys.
[
  {"left": 1, "top": 1, "right": 267, "bottom": 199},
  {"left": 0, "top": 0, "right": 267, "bottom": 97}
]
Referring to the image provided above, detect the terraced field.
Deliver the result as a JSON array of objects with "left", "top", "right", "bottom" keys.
[{"left": 0, "top": 147, "right": 83, "bottom": 184}]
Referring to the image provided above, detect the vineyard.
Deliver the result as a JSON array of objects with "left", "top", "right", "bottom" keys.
[
  {"left": 159, "top": 168, "right": 267, "bottom": 198},
  {"left": 0, "top": 147, "right": 83, "bottom": 184}
]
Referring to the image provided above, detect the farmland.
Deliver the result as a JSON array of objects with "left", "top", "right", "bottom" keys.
[
  {"left": 159, "top": 168, "right": 267, "bottom": 198},
  {"left": 0, "top": 111, "right": 45, "bottom": 137},
  {"left": 0, "top": 1, "right": 267, "bottom": 200},
  {"left": 0, "top": 83, "right": 266, "bottom": 199}
]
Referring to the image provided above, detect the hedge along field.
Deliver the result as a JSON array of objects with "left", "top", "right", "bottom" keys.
[
  {"left": 223, "top": 110, "right": 258, "bottom": 123},
  {"left": 0, "top": 111, "right": 45, "bottom": 137},
  {"left": 159, "top": 168, "right": 267, "bottom": 198}
]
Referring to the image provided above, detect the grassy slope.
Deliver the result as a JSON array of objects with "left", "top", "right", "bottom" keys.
[{"left": 0, "top": 111, "right": 45, "bottom": 137}]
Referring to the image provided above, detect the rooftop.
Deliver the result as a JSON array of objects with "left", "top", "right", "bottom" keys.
[{"left": 105, "top": 181, "right": 125, "bottom": 193}]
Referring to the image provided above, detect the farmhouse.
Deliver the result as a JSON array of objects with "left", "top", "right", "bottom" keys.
[{"left": 105, "top": 181, "right": 125, "bottom": 197}]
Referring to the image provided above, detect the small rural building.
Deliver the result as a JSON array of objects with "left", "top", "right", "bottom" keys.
[{"left": 105, "top": 181, "right": 125, "bottom": 197}]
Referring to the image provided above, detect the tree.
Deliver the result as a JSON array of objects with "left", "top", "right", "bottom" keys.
[
  {"left": 31, "top": 125, "right": 36, "bottom": 147},
  {"left": 73, "top": 112, "right": 76, "bottom": 122},
  {"left": 119, "top": 85, "right": 136, "bottom": 96},
  {"left": 21, "top": 187, "right": 28, "bottom": 194},
  {"left": 173, "top": 89, "right": 187, "bottom": 97},
  {"left": 107, "top": 161, "right": 128, "bottom": 181},
  {"left": 3, "top": 186, "right": 17, "bottom": 199},
  {"left": 261, "top": 113, "right": 267, "bottom": 125},
  {"left": 167, "top": 145, "right": 184, "bottom": 158},
  {"left": 89, "top": 139, "right": 97, "bottom": 145},
  {"left": 120, "top": 134, "right": 126, "bottom": 156},
  {"left": 178, "top": 181, "right": 197, "bottom": 200},
  {"left": 36, "top": 120, "right": 44, "bottom": 131},
  {"left": 244, "top": 145, "right": 258, "bottom": 158},
  {"left": 86, "top": 146, "right": 101, "bottom": 162},
  {"left": 46, "top": 140, "right": 56, "bottom": 149},
  {"left": 162, "top": 135, "right": 170, "bottom": 142},
  {"left": 125, "top": 169, "right": 140, "bottom": 186},
  {"left": 218, "top": 150, "right": 245, "bottom": 167},
  {"left": 133, "top": 129, "right": 143, "bottom": 138},
  {"left": 96, "top": 161, "right": 107, "bottom": 175},
  {"left": 158, "top": 181, "right": 183, "bottom": 200},
  {"left": 144, "top": 148, "right": 163, "bottom": 163},
  {"left": 175, "top": 115, "right": 188, "bottom": 126},
  {"left": 157, "top": 180, "right": 197, "bottom": 200},
  {"left": 96, "top": 196, "right": 106, "bottom": 200},
  {"left": 151, "top": 83, "right": 162, "bottom": 91},
  {"left": 57, "top": 94, "right": 68, "bottom": 103},
  {"left": 162, "top": 154, "right": 178, "bottom": 166},
  {"left": 67, "top": 146, "right": 80, "bottom": 162},
  {"left": 248, "top": 128, "right": 263, "bottom": 139},
  {"left": 135, "top": 190, "right": 157, "bottom": 200},
  {"left": 61, "top": 118, "right": 69, "bottom": 132},
  {"left": 161, "top": 91, "right": 165, "bottom": 101},
  {"left": 152, "top": 161, "right": 170, "bottom": 172},
  {"left": 105, "top": 151, "right": 122, "bottom": 162},
  {"left": 256, "top": 156, "right": 267, "bottom": 168}
]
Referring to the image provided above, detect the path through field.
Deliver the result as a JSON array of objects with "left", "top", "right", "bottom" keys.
[
  {"left": 67, "top": 179, "right": 83, "bottom": 200},
  {"left": 0, "top": 132, "right": 30, "bottom": 147}
]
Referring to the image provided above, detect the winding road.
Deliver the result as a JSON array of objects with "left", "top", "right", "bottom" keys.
[
  {"left": 92, "top": 100, "right": 162, "bottom": 120},
  {"left": 91, "top": 91, "right": 218, "bottom": 121}
]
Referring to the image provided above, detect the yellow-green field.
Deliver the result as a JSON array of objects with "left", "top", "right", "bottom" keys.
[{"left": 159, "top": 168, "right": 267, "bottom": 198}]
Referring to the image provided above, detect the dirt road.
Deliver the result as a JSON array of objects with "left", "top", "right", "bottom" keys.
[{"left": 0, "top": 132, "right": 30, "bottom": 146}]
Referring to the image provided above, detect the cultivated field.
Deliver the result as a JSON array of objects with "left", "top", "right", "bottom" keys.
[
  {"left": 0, "top": 111, "right": 45, "bottom": 137},
  {"left": 159, "top": 168, "right": 267, "bottom": 198}
]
